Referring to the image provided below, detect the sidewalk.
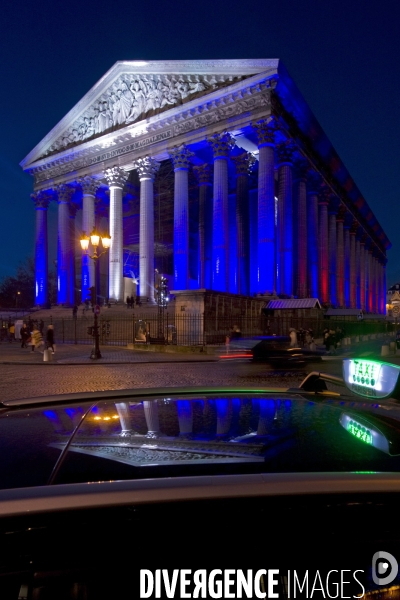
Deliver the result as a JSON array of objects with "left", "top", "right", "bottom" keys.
[{"left": 0, "top": 341, "right": 218, "bottom": 365}]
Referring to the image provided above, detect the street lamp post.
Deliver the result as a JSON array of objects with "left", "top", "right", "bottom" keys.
[
  {"left": 15, "top": 291, "right": 21, "bottom": 309},
  {"left": 156, "top": 275, "right": 169, "bottom": 340},
  {"left": 80, "top": 228, "right": 111, "bottom": 359}
]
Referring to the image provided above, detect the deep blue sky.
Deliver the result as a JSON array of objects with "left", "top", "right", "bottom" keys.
[{"left": 1, "top": 0, "right": 399, "bottom": 285}]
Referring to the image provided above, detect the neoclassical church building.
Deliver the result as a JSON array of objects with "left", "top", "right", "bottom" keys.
[{"left": 21, "top": 59, "right": 390, "bottom": 313}]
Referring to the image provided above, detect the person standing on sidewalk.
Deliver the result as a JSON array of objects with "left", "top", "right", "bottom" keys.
[
  {"left": 8, "top": 323, "right": 15, "bottom": 343},
  {"left": 46, "top": 324, "right": 55, "bottom": 354},
  {"left": 20, "top": 323, "right": 30, "bottom": 349}
]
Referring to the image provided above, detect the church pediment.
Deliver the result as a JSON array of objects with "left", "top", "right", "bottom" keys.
[{"left": 21, "top": 59, "right": 279, "bottom": 168}]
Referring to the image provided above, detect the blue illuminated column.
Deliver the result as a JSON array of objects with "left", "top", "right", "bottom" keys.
[
  {"left": 276, "top": 142, "right": 294, "bottom": 297},
  {"left": 136, "top": 157, "right": 160, "bottom": 303},
  {"left": 177, "top": 400, "right": 193, "bottom": 436},
  {"left": 193, "top": 164, "right": 212, "bottom": 289},
  {"left": 336, "top": 206, "right": 346, "bottom": 308},
  {"left": 78, "top": 176, "right": 99, "bottom": 303},
  {"left": 306, "top": 173, "right": 320, "bottom": 299},
  {"left": 170, "top": 144, "right": 194, "bottom": 291},
  {"left": 143, "top": 400, "right": 160, "bottom": 438},
  {"left": 31, "top": 191, "right": 50, "bottom": 307},
  {"left": 355, "top": 232, "right": 361, "bottom": 308},
  {"left": 381, "top": 261, "right": 387, "bottom": 314},
  {"left": 68, "top": 201, "right": 78, "bottom": 306},
  {"left": 318, "top": 187, "right": 330, "bottom": 304},
  {"left": 350, "top": 223, "right": 357, "bottom": 308},
  {"left": 360, "top": 236, "right": 366, "bottom": 310},
  {"left": 344, "top": 215, "right": 352, "bottom": 307},
  {"left": 254, "top": 119, "right": 276, "bottom": 294},
  {"left": 372, "top": 253, "right": 378, "bottom": 313},
  {"left": 104, "top": 167, "right": 129, "bottom": 302},
  {"left": 231, "top": 152, "right": 255, "bottom": 296},
  {"left": 95, "top": 199, "right": 109, "bottom": 302},
  {"left": 216, "top": 399, "right": 232, "bottom": 436},
  {"left": 328, "top": 198, "right": 339, "bottom": 307},
  {"left": 55, "top": 184, "right": 72, "bottom": 305},
  {"left": 114, "top": 402, "right": 136, "bottom": 436},
  {"left": 293, "top": 160, "right": 308, "bottom": 298},
  {"left": 208, "top": 131, "right": 235, "bottom": 292}
]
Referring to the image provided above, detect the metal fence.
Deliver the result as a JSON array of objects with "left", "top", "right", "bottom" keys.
[{"left": 19, "top": 312, "right": 391, "bottom": 348}]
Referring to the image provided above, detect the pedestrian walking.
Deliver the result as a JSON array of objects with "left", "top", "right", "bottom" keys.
[
  {"left": 8, "top": 323, "right": 15, "bottom": 343},
  {"left": 31, "top": 325, "right": 45, "bottom": 353},
  {"left": 289, "top": 328, "right": 298, "bottom": 347},
  {"left": 72, "top": 305, "right": 78, "bottom": 319},
  {"left": 20, "top": 323, "right": 30, "bottom": 349},
  {"left": 130, "top": 294, "right": 134, "bottom": 308},
  {"left": 46, "top": 324, "right": 55, "bottom": 354},
  {"left": 126, "top": 295, "right": 131, "bottom": 309}
]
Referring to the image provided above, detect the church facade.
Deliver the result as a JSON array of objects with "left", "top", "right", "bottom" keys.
[{"left": 20, "top": 59, "right": 390, "bottom": 312}]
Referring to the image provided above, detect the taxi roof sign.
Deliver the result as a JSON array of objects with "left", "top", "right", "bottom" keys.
[{"left": 343, "top": 358, "right": 400, "bottom": 400}]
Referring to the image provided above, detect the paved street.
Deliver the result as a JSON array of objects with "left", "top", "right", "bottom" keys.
[{"left": 0, "top": 335, "right": 397, "bottom": 402}]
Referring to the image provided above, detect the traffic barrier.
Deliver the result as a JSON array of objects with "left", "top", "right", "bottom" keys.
[
  {"left": 381, "top": 345, "right": 390, "bottom": 356},
  {"left": 43, "top": 349, "right": 50, "bottom": 362}
]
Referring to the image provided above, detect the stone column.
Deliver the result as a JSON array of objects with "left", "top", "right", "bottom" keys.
[
  {"left": 231, "top": 152, "right": 255, "bottom": 296},
  {"left": 343, "top": 216, "right": 351, "bottom": 307},
  {"left": 55, "top": 184, "right": 73, "bottom": 305},
  {"left": 78, "top": 176, "right": 100, "bottom": 303},
  {"left": 306, "top": 173, "right": 320, "bottom": 299},
  {"left": 360, "top": 236, "right": 366, "bottom": 310},
  {"left": 136, "top": 157, "right": 160, "bottom": 303},
  {"left": 169, "top": 144, "right": 194, "bottom": 291},
  {"left": 336, "top": 205, "right": 346, "bottom": 307},
  {"left": 31, "top": 191, "right": 50, "bottom": 307},
  {"left": 177, "top": 400, "right": 193, "bottom": 437},
  {"left": 254, "top": 119, "right": 276, "bottom": 294},
  {"left": 367, "top": 248, "right": 373, "bottom": 313},
  {"left": 216, "top": 399, "right": 232, "bottom": 437},
  {"left": 318, "top": 187, "right": 329, "bottom": 304},
  {"left": 276, "top": 141, "right": 294, "bottom": 297},
  {"left": 207, "top": 131, "right": 235, "bottom": 292},
  {"left": 355, "top": 232, "right": 361, "bottom": 309},
  {"left": 328, "top": 198, "right": 339, "bottom": 307},
  {"left": 104, "top": 167, "right": 129, "bottom": 303},
  {"left": 372, "top": 254, "right": 377, "bottom": 313},
  {"left": 193, "top": 164, "right": 212, "bottom": 289},
  {"left": 68, "top": 201, "right": 78, "bottom": 307},
  {"left": 293, "top": 161, "right": 308, "bottom": 298},
  {"left": 350, "top": 222, "right": 357, "bottom": 308},
  {"left": 95, "top": 198, "right": 109, "bottom": 303},
  {"left": 143, "top": 400, "right": 160, "bottom": 438}
]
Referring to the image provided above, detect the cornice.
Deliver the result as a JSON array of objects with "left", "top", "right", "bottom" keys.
[
  {"left": 21, "top": 60, "right": 279, "bottom": 170},
  {"left": 29, "top": 75, "right": 275, "bottom": 186}
]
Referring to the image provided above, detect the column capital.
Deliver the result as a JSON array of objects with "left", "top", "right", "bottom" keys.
[
  {"left": 31, "top": 191, "right": 50, "bottom": 209},
  {"left": 276, "top": 140, "right": 295, "bottom": 165},
  {"left": 318, "top": 185, "right": 331, "bottom": 206},
  {"left": 54, "top": 183, "right": 73, "bottom": 204},
  {"left": 193, "top": 163, "right": 212, "bottom": 185},
  {"left": 350, "top": 220, "right": 359, "bottom": 235},
  {"left": 104, "top": 166, "right": 129, "bottom": 188},
  {"left": 253, "top": 117, "right": 277, "bottom": 146},
  {"left": 207, "top": 130, "right": 235, "bottom": 158},
  {"left": 169, "top": 144, "right": 194, "bottom": 170},
  {"left": 135, "top": 156, "right": 160, "bottom": 181},
  {"left": 231, "top": 151, "right": 256, "bottom": 176},
  {"left": 79, "top": 175, "right": 101, "bottom": 196}
]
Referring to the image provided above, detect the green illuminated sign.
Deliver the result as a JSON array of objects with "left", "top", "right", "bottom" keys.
[
  {"left": 343, "top": 358, "right": 400, "bottom": 399},
  {"left": 347, "top": 420, "right": 373, "bottom": 445}
]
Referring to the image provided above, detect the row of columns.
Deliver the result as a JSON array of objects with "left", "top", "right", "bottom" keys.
[{"left": 32, "top": 124, "right": 386, "bottom": 312}]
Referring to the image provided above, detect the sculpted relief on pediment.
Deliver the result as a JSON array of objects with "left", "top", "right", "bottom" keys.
[{"left": 44, "top": 73, "right": 247, "bottom": 159}]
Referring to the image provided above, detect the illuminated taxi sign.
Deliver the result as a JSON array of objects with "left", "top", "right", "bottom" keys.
[
  {"left": 342, "top": 358, "right": 400, "bottom": 399},
  {"left": 346, "top": 419, "right": 373, "bottom": 445},
  {"left": 340, "top": 413, "right": 390, "bottom": 454}
]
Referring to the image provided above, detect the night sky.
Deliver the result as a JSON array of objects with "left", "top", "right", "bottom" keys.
[{"left": 1, "top": 0, "right": 399, "bottom": 286}]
